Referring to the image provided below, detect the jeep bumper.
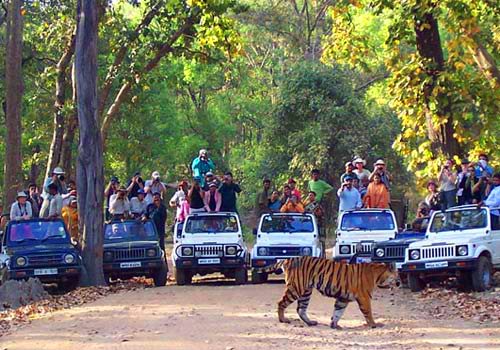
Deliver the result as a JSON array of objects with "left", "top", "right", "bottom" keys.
[
  {"left": 175, "top": 257, "right": 245, "bottom": 270},
  {"left": 7, "top": 266, "right": 81, "bottom": 283},
  {"left": 401, "top": 258, "right": 478, "bottom": 274},
  {"left": 103, "top": 259, "right": 164, "bottom": 278}
]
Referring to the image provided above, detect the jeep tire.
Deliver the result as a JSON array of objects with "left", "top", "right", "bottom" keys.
[
  {"left": 175, "top": 268, "right": 192, "bottom": 286},
  {"left": 234, "top": 267, "right": 248, "bottom": 285},
  {"left": 471, "top": 256, "right": 493, "bottom": 292},
  {"left": 408, "top": 273, "right": 426, "bottom": 292},
  {"left": 153, "top": 261, "right": 168, "bottom": 287},
  {"left": 251, "top": 270, "right": 268, "bottom": 284}
]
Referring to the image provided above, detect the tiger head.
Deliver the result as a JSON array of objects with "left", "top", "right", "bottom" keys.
[{"left": 371, "top": 263, "right": 397, "bottom": 289}]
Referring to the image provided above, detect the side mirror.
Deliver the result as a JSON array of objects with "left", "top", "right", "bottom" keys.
[{"left": 252, "top": 228, "right": 257, "bottom": 235}]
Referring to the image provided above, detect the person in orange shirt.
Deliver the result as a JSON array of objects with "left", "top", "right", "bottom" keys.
[
  {"left": 280, "top": 195, "right": 305, "bottom": 213},
  {"left": 62, "top": 197, "right": 79, "bottom": 241},
  {"left": 363, "top": 173, "right": 390, "bottom": 209}
]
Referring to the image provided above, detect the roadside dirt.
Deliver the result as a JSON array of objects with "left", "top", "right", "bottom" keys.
[{"left": 1, "top": 273, "right": 499, "bottom": 350}]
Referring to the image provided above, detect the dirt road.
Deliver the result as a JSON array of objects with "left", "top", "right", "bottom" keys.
[{"left": 1, "top": 275, "right": 499, "bottom": 350}]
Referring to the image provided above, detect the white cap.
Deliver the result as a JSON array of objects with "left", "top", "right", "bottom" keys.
[
  {"left": 353, "top": 157, "right": 366, "bottom": 166},
  {"left": 152, "top": 171, "right": 160, "bottom": 179},
  {"left": 199, "top": 149, "right": 207, "bottom": 156},
  {"left": 53, "top": 167, "right": 65, "bottom": 175},
  {"left": 16, "top": 191, "right": 28, "bottom": 199}
]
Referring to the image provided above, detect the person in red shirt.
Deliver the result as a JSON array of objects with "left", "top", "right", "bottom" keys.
[{"left": 288, "top": 178, "right": 302, "bottom": 200}]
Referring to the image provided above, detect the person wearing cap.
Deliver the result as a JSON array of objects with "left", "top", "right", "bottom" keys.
[
  {"left": 105, "top": 176, "right": 120, "bottom": 220},
  {"left": 256, "top": 179, "right": 272, "bottom": 217},
  {"left": 363, "top": 172, "right": 390, "bottom": 209},
  {"left": 219, "top": 171, "right": 242, "bottom": 212},
  {"left": 438, "top": 159, "right": 457, "bottom": 209},
  {"left": 353, "top": 157, "right": 371, "bottom": 182},
  {"left": 42, "top": 167, "right": 68, "bottom": 199},
  {"left": 10, "top": 191, "right": 33, "bottom": 221},
  {"left": 424, "top": 180, "right": 441, "bottom": 212},
  {"left": 337, "top": 175, "right": 362, "bottom": 212},
  {"left": 109, "top": 187, "right": 130, "bottom": 220},
  {"left": 308, "top": 169, "right": 333, "bottom": 202},
  {"left": 280, "top": 195, "right": 305, "bottom": 213},
  {"left": 191, "top": 149, "right": 215, "bottom": 188},
  {"left": 169, "top": 181, "right": 189, "bottom": 220},
  {"left": 204, "top": 182, "right": 222, "bottom": 212},
  {"left": 126, "top": 172, "right": 145, "bottom": 199},
  {"left": 146, "top": 192, "right": 167, "bottom": 252},
  {"left": 62, "top": 197, "right": 79, "bottom": 240},
  {"left": 202, "top": 172, "right": 219, "bottom": 191},
  {"left": 288, "top": 178, "right": 302, "bottom": 200},
  {"left": 40, "top": 183, "right": 64, "bottom": 219},
  {"left": 130, "top": 189, "right": 148, "bottom": 218},
  {"left": 340, "top": 162, "right": 356, "bottom": 184},
  {"left": 369, "top": 159, "right": 392, "bottom": 190},
  {"left": 145, "top": 171, "right": 167, "bottom": 203}
]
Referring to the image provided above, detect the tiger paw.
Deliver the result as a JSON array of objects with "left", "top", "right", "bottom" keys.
[
  {"left": 305, "top": 320, "right": 318, "bottom": 327},
  {"left": 330, "top": 322, "right": 342, "bottom": 330},
  {"left": 279, "top": 317, "right": 291, "bottom": 324},
  {"left": 367, "top": 322, "right": 379, "bottom": 329}
]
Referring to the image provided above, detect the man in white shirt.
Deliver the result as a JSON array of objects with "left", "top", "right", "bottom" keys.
[
  {"left": 40, "top": 183, "right": 63, "bottom": 219},
  {"left": 109, "top": 187, "right": 130, "bottom": 220},
  {"left": 144, "top": 171, "right": 167, "bottom": 203},
  {"left": 130, "top": 189, "right": 148, "bottom": 218},
  {"left": 10, "top": 192, "right": 33, "bottom": 220},
  {"left": 483, "top": 173, "right": 500, "bottom": 230}
]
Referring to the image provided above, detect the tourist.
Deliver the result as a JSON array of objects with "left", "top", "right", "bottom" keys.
[
  {"left": 288, "top": 178, "right": 301, "bottom": 199},
  {"left": 337, "top": 176, "right": 362, "bottom": 212},
  {"left": 130, "top": 189, "right": 148, "bottom": 218},
  {"left": 188, "top": 179, "right": 206, "bottom": 213},
  {"left": 27, "top": 183, "right": 42, "bottom": 218},
  {"left": 42, "top": 167, "right": 67, "bottom": 198},
  {"left": 40, "top": 183, "right": 64, "bottom": 219},
  {"left": 475, "top": 153, "right": 494, "bottom": 178},
  {"left": 438, "top": 159, "right": 457, "bottom": 209},
  {"left": 268, "top": 190, "right": 282, "bottom": 212},
  {"left": 169, "top": 181, "right": 189, "bottom": 221},
  {"left": 308, "top": 169, "right": 333, "bottom": 202},
  {"left": 204, "top": 182, "right": 222, "bottom": 212},
  {"left": 456, "top": 158, "right": 471, "bottom": 205},
  {"left": 363, "top": 173, "right": 390, "bottom": 209},
  {"left": 280, "top": 195, "right": 304, "bottom": 213},
  {"left": 10, "top": 191, "right": 33, "bottom": 221},
  {"left": 281, "top": 185, "right": 292, "bottom": 206},
  {"left": 109, "top": 187, "right": 130, "bottom": 220},
  {"left": 482, "top": 173, "right": 500, "bottom": 229},
  {"left": 369, "top": 159, "right": 391, "bottom": 189},
  {"left": 219, "top": 172, "right": 241, "bottom": 212},
  {"left": 146, "top": 192, "right": 167, "bottom": 252},
  {"left": 340, "top": 161, "right": 356, "bottom": 183},
  {"left": 192, "top": 149, "right": 215, "bottom": 188},
  {"left": 353, "top": 157, "right": 371, "bottom": 182},
  {"left": 424, "top": 180, "right": 441, "bottom": 212},
  {"left": 145, "top": 171, "right": 167, "bottom": 203},
  {"left": 62, "top": 197, "right": 79, "bottom": 240},
  {"left": 256, "top": 179, "right": 271, "bottom": 217},
  {"left": 126, "top": 171, "right": 145, "bottom": 199},
  {"left": 104, "top": 176, "right": 120, "bottom": 220}
]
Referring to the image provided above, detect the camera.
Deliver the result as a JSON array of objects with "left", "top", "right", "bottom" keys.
[{"left": 58, "top": 175, "right": 65, "bottom": 181}]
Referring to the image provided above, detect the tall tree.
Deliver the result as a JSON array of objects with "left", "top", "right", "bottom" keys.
[
  {"left": 75, "top": 0, "right": 105, "bottom": 286},
  {"left": 3, "top": 0, "right": 24, "bottom": 205}
]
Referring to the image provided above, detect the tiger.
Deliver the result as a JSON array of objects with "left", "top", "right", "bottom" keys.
[{"left": 262, "top": 256, "right": 395, "bottom": 329}]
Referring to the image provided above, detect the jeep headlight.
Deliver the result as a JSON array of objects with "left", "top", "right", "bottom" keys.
[
  {"left": 64, "top": 254, "right": 75, "bottom": 264},
  {"left": 456, "top": 245, "right": 468, "bottom": 257},
  {"left": 182, "top": 246, "right": 193, "bottom": 256},
  {"left": 226, "top": 246, "right": 237, "bottom": 256},
  {"left": 16, "top": 256, "right": 27, "bottom": 267},
  {"left": 375, "top": 248, "right": 385, "bottom": 258},
  {"left": 146, "top": 248, "right": 157, "bottom": 257},
  {"left": 258, "top": 247, "right": 268, "bottom": 256},
  {"left": 409, "top": 249, "right": 420, "bottom": 260},
  {"left": 339, "top": 245, "right": 351, "bottom": 255},
  {"left": 301, "top": 247, "right": 312, "bottom": 256}
]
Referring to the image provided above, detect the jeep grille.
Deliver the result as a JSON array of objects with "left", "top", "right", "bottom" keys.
[
  {"left": 195, "top": 245, "right": 223, "bottom": 257},
  {"left": 421, "top": 246, "right": 454, "bottom": 260},
  {"left": 114, "top": 248, "right": 147, "bottom": 260},
  {"left": 385, "top": 245, "right": 405, "bottom": 258},
  {"left": 268, "top": 247, "right": 301, "bottom": 256},
  {"left": 352, "top": 243, "right": 373, "bottom": 256},
  {"left": 27, "top": 254, "right": 63, "bottom": 266}
]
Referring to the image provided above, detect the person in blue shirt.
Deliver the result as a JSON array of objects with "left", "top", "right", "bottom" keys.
[
  {"left": 482, "top": 173, "right": 500, "bottom": 230},
  {"left": 475, "top": 153, "right": 494, "bottom": 178},
  {"left": 191, "top": 149, "right": 215, "bottom": 188},
  {"left": 337, "top": 175, "right": 362, "bottom": 212}
]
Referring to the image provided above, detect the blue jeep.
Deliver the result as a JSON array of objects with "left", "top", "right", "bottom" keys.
[
  {"left": 103, "top": 220, "right": 168, "bottom": 287},
  {"left": 0, "top": 219, "right": 83, "bottom": 291},
  {"left": 371, "top": 217, "right": 429, "bottom": 284}
]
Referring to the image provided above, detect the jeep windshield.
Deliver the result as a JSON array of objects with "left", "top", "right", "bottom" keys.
[
  {"left": 7, "top": 220, "right": 69, "bottom": 245},
  {"left": 429, "top": 208, "right": 487, "bottom": 233},
  {"left": 104, "top": 221, "right": 158, "bottom": 242},
  {"left": 260, "top": 215, "right": 314, "bottom": 233},
  {"left": 340, "top": 212, "right": 395, "bottom": 231},
  {"left": 184, "top": 215, "right": 239, "bottom": 234}
]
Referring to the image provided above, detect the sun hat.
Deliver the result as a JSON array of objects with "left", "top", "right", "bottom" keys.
[
  {"left": 152, "top": 171, "right": 160, "bottom": 179},
  {"left": 353, "top": 157, "right": 366, "bottom": 165},
  {"left": 52, "top": 167, "right": 65, "bottom": 175},
  {"left": 206, "top": 171, "right": 214, "bottom": 177},
  {"left": 374, "top": 159, "right": 386, "bottom": 166},
  {"left": 16, "top": 191, "right": 28, "bottom": 199},
  {"left": 345, "top": 161, "right": 353, "bottom": 167}
]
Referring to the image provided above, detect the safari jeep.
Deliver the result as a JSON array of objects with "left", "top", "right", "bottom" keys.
[
  {"left": 103, "top": 220, "right": 168, "bottom": 287},
  {"left": 371, "top": 217, "right": 429, "bottom": 286},
  {"left": 172, "top": 212, "right": 248, "bottom": 285},
  {"left": 0, "top": 219, "right": 83, "bottom": 291},
  {"left": 333, "top": 209, "right": 398, "bottom": 262},
  {"left": 401, "top": 205, "right": 500, "bottom": 292},
  {"left": 251, "top": 213, "right": 322, "bottom": 283}
]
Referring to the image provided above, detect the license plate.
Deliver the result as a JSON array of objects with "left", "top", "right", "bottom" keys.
[
  {"left": 120, "top": 261, "right": 141, "bottom": 268},
  {"left": 198, "top": 258, "right": 220, "bottom": 264},
  {"left": 356, "top": 257, "right": 372, "bottom": 263},
  {"left": 34, "top": 268, "right": 58, "bottom": 276},
  {"left": 425, "top": 261, "right": 448, "bottom": 269}
]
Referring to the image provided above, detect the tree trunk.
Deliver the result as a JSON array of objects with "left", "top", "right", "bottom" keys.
[
  {"left": 3, "top": 0, "right": 24, "bottom": 206},
  {"left": 468, "top": 34, "right": 500, "bottom": 88},
  {"left": 414, "top": 9, "right": 462, "bottom": 158},
  {"left": 61, "top": 64, "right": 79, "bottom": 181},
  {"left": 75, "top": 0, "right": 105, "bottom": 286},
  {"left": 45, "top": 34, "right": 76, "bottom": 179}
]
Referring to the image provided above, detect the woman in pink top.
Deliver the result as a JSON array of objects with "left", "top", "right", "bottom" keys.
[{"left": 204, "top": 182, "right": 222, "bottom": 212}]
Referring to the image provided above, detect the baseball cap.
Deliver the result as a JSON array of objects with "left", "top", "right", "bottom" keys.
[{"left": 152, "top": 171, "right": 160, "bottom": 179}]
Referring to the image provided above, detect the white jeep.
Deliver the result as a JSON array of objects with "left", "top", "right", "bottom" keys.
[
  {"left": 401, "top": 205, "right": 500, "bottom": 292},
  {"left": 333, "top": 209, "right": 398, "bottom": 262},
  {"left": 172, "top": 212, "right": 248, "bottom": 285},
  {"left": 251, "top": 213, "right": 323, "bottom": 283}
]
